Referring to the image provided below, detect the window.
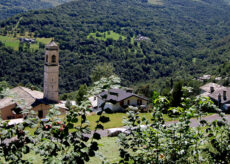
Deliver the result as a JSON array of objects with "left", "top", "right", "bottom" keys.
[
  {"left": 127, "top": 100, "right": 130, "bottom": 105},
  {"left": 38, "top": 110, "right": 43, "bottom": 118},
  {"left": 52, "top": 55, "right": 56, "bottom": 63},
  {"left": 94, "top": 97, "right": 96, "bottom": 101},
  {"left": 120, "top": 100, "right": 124, "bottom": 106},
  {"left": 137, "top": 99, "right": 142, "bottom": 105},
  {"left": 46, "top": 55, "right": 48, "bottom": 62}
]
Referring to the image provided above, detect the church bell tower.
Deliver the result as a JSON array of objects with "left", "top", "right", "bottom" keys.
[{"left": 43, "top": 40, "right": 59, "bottom": 103}]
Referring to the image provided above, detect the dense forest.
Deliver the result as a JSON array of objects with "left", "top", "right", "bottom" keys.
[
  {"left": 0, "top": 0, "right": 72, "bottom": 20},
  {"left": 1, "top": 0, "right": 230, "bottom": 94}
]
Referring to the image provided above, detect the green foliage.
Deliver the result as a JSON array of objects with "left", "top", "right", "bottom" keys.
[
  {"left": 0, "top": 75, "right": 123, "bottom": 163},
  {"left": 90, "top": 63, "right": 116, "bottom": 83},
  {"left": 0, "top": 81, "right": 10, "bottom": 92},
  {"left": 118, "top": 88, "right": 230, "bottom": 163},
  {"left": 171, "top": 81, "right": 183, "bottom": 107},
  {"left": 135, "top": 84, "right": 153, "bottom": 98},
  {"left": 87, "top": 31, "right": 126, "bottom": 41},
  {"left": 76, "top": 84, "right": 88, "bottom": 105},
  {"left": 0, "top": 35, "right": 19, "bottom": 50},
  {"left": 0, "top": 34, "right": 52, "bottom": 51},
  {"left": 2, "top": 0, "right": 230, "bottom": 92},
  {"left": 0, "top": 0, "right": 72, "bottom": 20},
  {"left": 65, "top": 99, "right": 72, "bottom": 109}
]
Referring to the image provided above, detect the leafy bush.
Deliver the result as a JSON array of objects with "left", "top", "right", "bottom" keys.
[
  {"left": 0, "top": 76, "right": 120, "bottom": 163},
  {"left": 118, "top": 89, "right": 230, "bottom": 163}
]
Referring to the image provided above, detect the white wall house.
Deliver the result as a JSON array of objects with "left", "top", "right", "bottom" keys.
[{"left": 89, "top": 88, "right": 148, "bottom": 112}]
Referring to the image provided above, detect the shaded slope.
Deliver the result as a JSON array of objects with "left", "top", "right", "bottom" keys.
[
  {"left": 1, "top": 0, "right": 230, "bottom": 92},
  {"left": 0, "top": 0, "right": 72, "bottom": 20}
]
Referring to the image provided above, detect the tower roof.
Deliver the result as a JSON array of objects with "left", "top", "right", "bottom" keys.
[{"left": 46, "top": 40, "right": 59, "bottom": 50}]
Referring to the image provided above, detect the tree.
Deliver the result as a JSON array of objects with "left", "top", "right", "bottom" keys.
[
  {"left": 90, "top": 63, "right": 115, "bottom": 82},
  {"left": 136, "top": 84, "right": 152, "bottom": 98},
  {"left": 65, "top": 99, "right": 72, "bottom": 109},
  {"left": 0, "top": 81, "right": 10, "bottom": 93},
  {"left": 118, "top": 88, "right": 230, "bottom": 163},
  {"left": 19, "top": 42, "right": 23, "bottom": 52},
  {"left": 76, "top": 84, "right": 88, "bottom": 105},
  {"left": 171, "top": 81, "right": 183, "bottom": 107}
]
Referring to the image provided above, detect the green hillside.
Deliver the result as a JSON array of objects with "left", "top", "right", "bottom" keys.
[
  {"left": 1, "top": 0, "right": 230, "bottom": 93},
  {"left": 0, "top": 0, "right": 72, "bottom": 20}
]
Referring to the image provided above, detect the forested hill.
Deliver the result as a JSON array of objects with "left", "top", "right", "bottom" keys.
[
  {"left": 1, "top": 0, "right": 230, "bottom": 93},
  {"left": 0, "top": 0, "right": 72, "bottom": 20}
]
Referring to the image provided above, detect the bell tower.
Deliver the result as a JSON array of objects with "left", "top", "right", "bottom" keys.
[{"left": 43, "top": 40, "right": 59, "bottom": 103}]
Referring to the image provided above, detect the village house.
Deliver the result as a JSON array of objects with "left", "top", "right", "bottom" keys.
[
  {"left": 197, "top": 74, "right": 211, "bottom": 82},
  {"left": 19, "top": 38, "right": 36, "bottom": 44},
  {"left": 0, "top": 41, "right": 66, "bottom": 120},
  {"left": 200, "top": 82, "right": 230, "bottom": 111},
  {"left": 89, "top": 88, "right": 148, "bottom": 112},
  {"left": 134, "top": 34, "right": 151, "bottom": 42},
  {"left": 200, "top": 83, "right": 225, "bottom": 97}
]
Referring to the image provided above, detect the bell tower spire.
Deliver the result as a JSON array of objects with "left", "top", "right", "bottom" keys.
[{"left": 43, "top": 40, "right": 59, "bottom": 103}]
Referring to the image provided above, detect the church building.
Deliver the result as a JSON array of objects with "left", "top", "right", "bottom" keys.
[{"left": 0, "top": 41, "right": 66, "bottom": 120}]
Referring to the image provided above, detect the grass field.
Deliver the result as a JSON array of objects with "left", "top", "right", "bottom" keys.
[
  {"left": 0, "top": 35, "right": 19, "bottom": 50},
  {"left": 85, "top": 112, "right": 173, "bottom": 129},
  {"left": 27, "top": 111, "right": 216, "bottom": 135},
  {"left": 0, "top": 34, "right": 52, "bottom": 51},
  {"left": 26, "top": 112, "right": 174, "bottom": 135},
  {"left": 87, "top": 137, "right": 120, "bottom": 164},
  {"left": 87, "top": 30, "right": 126, "bottom": 41},
  {"left": 30, "top": 37, "right": 52, "bottom": 50}
]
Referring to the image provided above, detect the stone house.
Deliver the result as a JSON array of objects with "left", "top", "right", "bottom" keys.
[
  {"left": 209, "top": 88, "right": 230, "bottom": 111},
  {"left": 200, "top": 83, "right": 230, "bottom": 111},
  {"left": 200, "top": 83, "right": 225, "bottom": 97}
]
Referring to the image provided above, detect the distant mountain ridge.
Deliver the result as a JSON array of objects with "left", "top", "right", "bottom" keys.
[{"left": 0, "top": 0, "right": 72, "bottom": 20}]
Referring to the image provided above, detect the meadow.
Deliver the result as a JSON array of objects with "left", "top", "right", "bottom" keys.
[
  {"left": 87, "top": 31, "right": 126, "bottom": 41},
  {"left": 0, "top": 34, "right": 52, "bottom": 51}
]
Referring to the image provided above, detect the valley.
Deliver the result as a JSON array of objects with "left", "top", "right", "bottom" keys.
[{"left": 1, "top": 0, "right": 230, "bottom": 94}]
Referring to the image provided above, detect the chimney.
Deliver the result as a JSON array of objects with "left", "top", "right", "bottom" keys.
[
  {"left": 223, "top": 90, "right": 227, "bottom": 100},
  {"left": 218, "top": 93, "right": 222, "bottom": 108},
  {"left": 125, "top": 88, "right": 133, "bottom": 93},
  {"left": 210, "top": 86, "right": 215, "bottom": 93}
]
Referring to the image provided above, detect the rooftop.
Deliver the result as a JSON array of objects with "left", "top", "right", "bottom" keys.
[
  {"left": 209, "top": 87, "right": 230, "bottom": 104},
  {"left": 98, "top": 88, "right": 148, "bottom": 102},
  {"left": 45, "top": 40, "right": 58, "bottom": 50},
  {"left": 0, "top": 86, "right": 43, "bottom": 109},
  {"left": 198, "top": 74, "right": 211, "bottom": 81},
  {"left": 200, "top": 83, "right": 225, "bottom": 93}
]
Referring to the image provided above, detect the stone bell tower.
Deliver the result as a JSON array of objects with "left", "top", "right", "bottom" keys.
[{"left": 43, "top": 40, "right": 59, "bottom": 103}]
